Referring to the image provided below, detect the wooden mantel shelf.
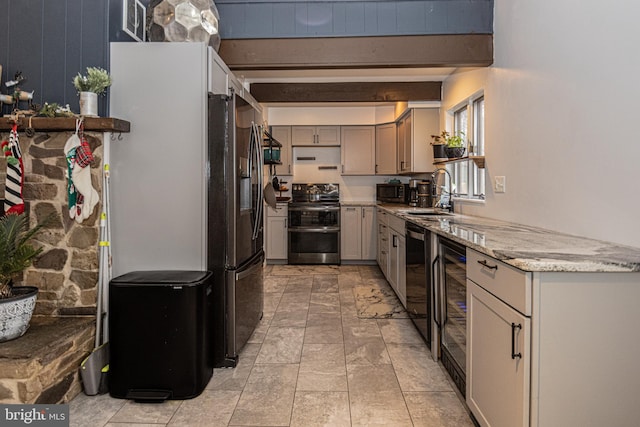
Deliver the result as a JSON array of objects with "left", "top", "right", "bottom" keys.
[{"left": 0, "top": 117, "right": 130, "bottom": 133}]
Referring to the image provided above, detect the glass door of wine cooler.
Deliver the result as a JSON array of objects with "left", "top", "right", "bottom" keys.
[{"left": 439, "top": 238, "right": 467, "bottom": 395}]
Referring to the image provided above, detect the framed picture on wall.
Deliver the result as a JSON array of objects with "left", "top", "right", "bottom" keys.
[{"left": 123, "top": 0, "right": 146, "bottom": 42}]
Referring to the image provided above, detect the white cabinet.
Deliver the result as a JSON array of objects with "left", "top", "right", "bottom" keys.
[
  {"left": 467, "top": 249, "right": 531, "bottom": 427},
  {"left": 292, "top": 126, "right": 341, "bottom": 146},
  {"left": 341, "top": 206, "right": 376, "bottom": 261},
  {"left": 375, "top": 122, "right": 397, "bottom": 175},
  {"left": 270, "top": 126, "right": 292, "bottom": 175},
  {"left": 265, "top": 203, "right": 288, "bottom": 261},
  {"left": 377, "top": 208, "right": 389, "bottom": 276},
  {"left": 397, "top": 108, "right": 439, "bottom": 174},
  {"left": 341, "top": 126, "right": 375, "bottom": 175},
  {"left": 467, "top": 280, "right": 531, "bottom": 427},
  {"left": 386, "top": 213, "right": 406, "bottom": 307}
]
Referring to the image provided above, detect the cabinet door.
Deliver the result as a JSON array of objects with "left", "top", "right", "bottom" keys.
[
  {"left": 377, "top": 222, "right": 389, "bottom": 276},
  {"left": 396, "top": 234, "right": 407, "bottom": 307},
  {"left": 361, "top": 207, "right": 376, "bottom": 260},
  {"left": 291, "top": 126, "right": 317, "bottom": 145},
  {"left": 388, "top": 229, "right": 399, "bottom": 293},
  {"left": 316, "top": 126, "right": 341, "bottom": 145},
  {"left": 375, "top": 123, "right": 397, "bottom": 175},
  {"left": 340, "top": 206, "right": 362, "bottom": 260},
  {"left": 266, "top": 216, "right": 288, "bottom": 260},
  {"left": 401, "top": 112, "right": 412, "bottom": 173},
  {"left": 271, "top": 126, "right": 292, "bottom": 175},
  {"left": 411, "top": 108, "right": 439, "bottom": 172},
  {"left": 341, "top": 126, "right": 375, "bottom": 175},
  {"left": 396, "top": 117, "right": 406, "bottom": 173},
  {"left": 467, "top": 280, "right": 531, "bottom": 427}
]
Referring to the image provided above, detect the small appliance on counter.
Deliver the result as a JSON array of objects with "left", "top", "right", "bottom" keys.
[
  {"left": 376, "top": 182, "right": 409, "bottom": 204},
  {"left": 417, "top": 181, "right": 432, "bottom": 208}
]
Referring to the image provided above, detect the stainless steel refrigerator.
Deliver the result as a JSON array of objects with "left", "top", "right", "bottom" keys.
[{"left": 109, "top": 42, "right": 264, "bottom": 368}]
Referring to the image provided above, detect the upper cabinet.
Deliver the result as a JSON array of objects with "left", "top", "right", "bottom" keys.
[
  {"left": 341, "top": 126, "right": 376, "bottom": 175},
  {"left": 375, "top": 122, "right": 397, "bottom": 175},
  {"left": 270, "top": 126, "right": 293, "bottom": 175},
  {"left": 292, "top": 126, "right": 341, "bottom": 146},
  {"left": 397, "top": 108, "right": 439, "bottom": 174}
]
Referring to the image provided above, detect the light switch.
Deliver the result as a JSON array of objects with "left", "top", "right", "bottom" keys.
[{"left": 494, "top": 176, "right": 506, "bottom": 193}]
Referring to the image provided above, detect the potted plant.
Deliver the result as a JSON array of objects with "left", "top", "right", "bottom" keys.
[
  {"left": 435, "top": 130, "right": 466, "bottom": 159},
  {"left": 72, "top": 67, "right": 111, "bottom": 117},
  {"left": 0, "top": 212, "right": 46, "bottom": 342}
]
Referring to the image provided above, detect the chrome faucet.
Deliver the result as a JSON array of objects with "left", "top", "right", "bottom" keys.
[{"left": 430, "top": 168, "right": 454, "bottom": 213}]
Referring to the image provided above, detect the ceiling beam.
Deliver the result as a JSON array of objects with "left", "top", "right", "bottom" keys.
[
  {"left": 250, "top": 82, "right": 442, "bottom": 103},
  {"left": 219, "top": 34, "right": 493, "bottom": 70}
]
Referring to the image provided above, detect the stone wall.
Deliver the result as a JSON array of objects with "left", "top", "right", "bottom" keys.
[{"left": 0, "top": 129, "right": 103, "bottom": 316}]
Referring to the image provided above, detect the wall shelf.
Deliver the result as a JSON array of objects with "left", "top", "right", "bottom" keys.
[
  {"left": 435, "top": 155, "right": 485, "bottom": 168},
  {"left": 0, "top": 116, "right": 130, "bottom": 132}
]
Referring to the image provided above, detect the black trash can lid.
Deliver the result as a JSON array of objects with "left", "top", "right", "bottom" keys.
[{"left": 110, "top": 270, "right": 212, "bottom": 286}]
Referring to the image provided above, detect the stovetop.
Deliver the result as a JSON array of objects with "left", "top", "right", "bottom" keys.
[{"left": 291, "top": 183, "right": 340, "bottom": 204}]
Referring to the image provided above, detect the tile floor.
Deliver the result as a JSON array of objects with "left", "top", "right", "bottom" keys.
[{"left": 70, "top": 265, "right": 475, "bottom": 427}]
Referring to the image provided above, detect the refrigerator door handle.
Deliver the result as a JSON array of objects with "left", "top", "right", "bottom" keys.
[
  {"left": 251, "top": 122, "right": 263, "bottom": 241},
  {"left": 236, "top": 252, "right": 264, "bottom": 281}
]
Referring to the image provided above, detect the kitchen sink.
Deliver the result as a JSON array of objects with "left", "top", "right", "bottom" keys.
[{"left": 398, "top": 209, "right": 453, "bottom": 217}]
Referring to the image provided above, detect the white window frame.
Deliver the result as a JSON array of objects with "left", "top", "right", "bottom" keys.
[{"left": 446, "top": 91, "right": 485, "bottom": 201}]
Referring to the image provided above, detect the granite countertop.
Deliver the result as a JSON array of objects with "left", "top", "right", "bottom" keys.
[{"left": 377, "top": 204, "right": 640, "bottom": 273}]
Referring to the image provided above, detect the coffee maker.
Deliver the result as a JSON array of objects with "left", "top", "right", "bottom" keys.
[
  {"left": 417, "top": 181, "right": 432, "bottom": 208},
  {"left": 408, "top": 179, "right": 420, "bottom": 206}
]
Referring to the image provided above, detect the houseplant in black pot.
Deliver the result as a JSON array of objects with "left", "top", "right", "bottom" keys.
[
  {"left": 436, "top": 130, "right": 466, "bottom": 159},
  {"left": 0, "top": 212, "right": 45, "bottom": 342}
]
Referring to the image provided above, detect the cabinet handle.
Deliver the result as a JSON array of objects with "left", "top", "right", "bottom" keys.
[
  {"left": 511, "top": 323, "right": 522, "bottom": 359},
  {"left": 362, "top": 209, "right": 365, "bottom": 218},
  {"left": 478, "top": 259, "right": 498, "bottom": 270},
  {"left": 285, "top": 218, "right": 287, "bottom": 228},
  {"left": 431, "top": 255, "right": 441, "bottom": 329},
  {"left": 288, "top": 164, "right": 291, "bottom": 174},
  {"left": 346, "top": 207, "right": 356, "bottom": 211},
  {"left": 375, "top": 164, "right": 378, "bottom": 174},
  {"left": 392, "top": 235, "right": 397, "bottom": 248}
]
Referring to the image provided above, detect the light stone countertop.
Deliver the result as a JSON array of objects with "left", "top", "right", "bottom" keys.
[
  {"left": 376, "top": 204, "right": 640, "bottom": 273},
  {"left": 340, "top": 201, "right": 378, "bottom": 206}
]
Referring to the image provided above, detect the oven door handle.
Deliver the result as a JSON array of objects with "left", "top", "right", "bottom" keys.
[
  {"left": 288, "top": 206, "right": 340, "bottom": 212},
  {"left": 288, "top": 226, "right": 340, "bottom": 233}
]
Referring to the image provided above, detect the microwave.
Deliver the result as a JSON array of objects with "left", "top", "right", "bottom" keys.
[{"left": 376, "top": 183, "right": 409, "bottom": 204}]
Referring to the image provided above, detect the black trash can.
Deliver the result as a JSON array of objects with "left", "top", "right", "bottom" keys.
[{"left": 109, "top": 270, "right": 213, "bottom": 401}]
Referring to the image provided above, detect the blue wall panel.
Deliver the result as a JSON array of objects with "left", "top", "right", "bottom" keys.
[
  {"left": 0, "top": 0, "right": 111, "bottom": 115},
  {"left": 216, "top": 0, "right": 494, "bottom": 38}
]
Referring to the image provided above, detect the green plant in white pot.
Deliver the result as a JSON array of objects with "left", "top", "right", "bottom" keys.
[
  {"left": 72, "top": 67, "right": 111, "bottom": 117},
  {"left": 0, "top": 212, "right": 46, "bottom": 342}
]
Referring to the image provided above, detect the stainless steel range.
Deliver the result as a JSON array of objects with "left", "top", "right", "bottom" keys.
[{"left": 288, "top": 183, "right": 340, "bottom": 264}]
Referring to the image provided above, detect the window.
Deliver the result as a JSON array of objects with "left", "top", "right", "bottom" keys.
[{"left": 447, "top": 93, "right": 485, "bottom": 200}]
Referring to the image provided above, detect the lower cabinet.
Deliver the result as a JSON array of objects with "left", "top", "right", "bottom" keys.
[
  {"left": 467, "top": 280, "right": 531, "bottom": 427},
  {"left": 387, "top": 227, "right": 406, "bottom": 306},
  {"left": 377, "top": 209, "right": 389, "bottom": 276},
  {"left": 266, "top": 203, "right": 288, "bottom": 262},
  {"left": 341, "top": 206, "right": 376, "bottom": 261}
]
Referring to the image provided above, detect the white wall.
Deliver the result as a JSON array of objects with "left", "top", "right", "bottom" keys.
[{"left": 443, "top": 0, "right": 640, "bottom": 247}]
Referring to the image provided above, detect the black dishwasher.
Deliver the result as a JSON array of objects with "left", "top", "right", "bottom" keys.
[{"left": 405, "top": 222, "right": 431, "bottom": 347}]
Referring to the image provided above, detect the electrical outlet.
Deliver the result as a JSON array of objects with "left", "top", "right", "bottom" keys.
[{"left": 494, "top": 176, "right": 506, "bottom": 193}]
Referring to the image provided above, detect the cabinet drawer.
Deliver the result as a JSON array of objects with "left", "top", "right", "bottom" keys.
[
  {"left": 387, "top": 213, "right": 405, "bottom": 234},
  {"left": 467, "top": 249, "right": 532, "bottom": 316},
  {"left": 377, "top": 208, "right": 388, "bottom": 225},
  {"left": 266, "top": 204, "right": 288, "bottom": 217}
]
